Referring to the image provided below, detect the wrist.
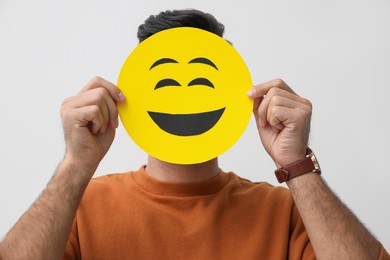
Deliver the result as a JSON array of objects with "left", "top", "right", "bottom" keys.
[
  {"left": 273, "top": 148, "right": 308, "bottom": 169},
  {"left": 59, "top": 156, "right": 97, "bottom": 184},
  {"left": 274, "top": 147, "right": 321, "bottom": 183},
  {"left": 62, "top": 153, "right": 99, "bottom": 177},
  {"left": 274, "top": 155, "right": 306, "bottom": 169}
]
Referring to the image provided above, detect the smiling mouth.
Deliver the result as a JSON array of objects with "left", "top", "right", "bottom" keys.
[{"left": 147, "top": 108, "right": 226, "bottom": 136}]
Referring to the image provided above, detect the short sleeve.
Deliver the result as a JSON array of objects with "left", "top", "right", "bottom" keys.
[
  {"left": 379, "top": 244, "right": 390, "bottom": 260},
  {"left": 289, "top": 204, "right": 316, "bottom": 260},
  {"left": 63, "top": 218, "right": 81, "bottom": 260}
]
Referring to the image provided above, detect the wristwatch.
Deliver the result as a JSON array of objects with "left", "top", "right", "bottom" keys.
[{"left": 274, "top": 148, "right": 321, "bottom": 183}]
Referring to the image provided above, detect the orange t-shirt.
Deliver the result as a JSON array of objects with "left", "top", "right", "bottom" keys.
[{"left": 63, "top": 166, "right": 389, "bottom": 259}]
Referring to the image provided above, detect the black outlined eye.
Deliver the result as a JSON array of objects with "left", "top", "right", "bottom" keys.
[
  {"left": 154, "top": 79, "right": 181, "bottom": 90},
  {"left": 188, "top": 78, "right": 214, "bottom": 89},
  {"left": 188, "top": 58, "right": 218, "bottom": 70},
  {"left": 150, "top": 58, "right": 178, "bottom": 70}
]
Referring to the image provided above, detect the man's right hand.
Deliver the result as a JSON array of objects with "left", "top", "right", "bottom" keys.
[
  {"left": 0, "top": 76, "right": 126, "bottom": 260},
  {"left": 61, "top": 76, "right": 126, "bottom": 175}
]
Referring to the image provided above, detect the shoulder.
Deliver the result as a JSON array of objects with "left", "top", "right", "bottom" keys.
[
  {"left": 223, "top": 170, "right": 294, "bottom": 209},
  {"left": 79, "top": 171, "right": 137, "bottom": 205},
  {"left": 89, "top": 172, "right": 133, "bottom": 189},
  {"left": 227, "top": 171, "right": 290, "bottom": 195}
]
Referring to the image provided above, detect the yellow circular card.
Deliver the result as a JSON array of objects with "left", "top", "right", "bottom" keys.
[{"left": 118, "top": 27, "right": 253, "bottom": 164}]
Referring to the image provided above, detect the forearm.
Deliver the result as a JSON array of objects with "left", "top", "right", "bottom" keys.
[
  {"left": 0, "top": 159, "right": 93, "bottom": 260},
  {"left": 287, "top": 172, "right": 380, "bottom": 260}
]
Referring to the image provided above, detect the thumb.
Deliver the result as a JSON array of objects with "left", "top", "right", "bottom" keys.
[{"left": 251, "top": 96, "right": 266, "bottom": 128}]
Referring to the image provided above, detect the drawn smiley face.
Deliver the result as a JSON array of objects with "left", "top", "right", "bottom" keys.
[
  {"left": 147, "top": 57, "right": 225, "bottom": 136},
  {"left": 118, "top": 27, "right": 252, "bottom": 164}
]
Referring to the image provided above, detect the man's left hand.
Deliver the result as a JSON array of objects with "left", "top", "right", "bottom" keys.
[{"left": 247, "top": 79, "right": 312, "bottom": 167}]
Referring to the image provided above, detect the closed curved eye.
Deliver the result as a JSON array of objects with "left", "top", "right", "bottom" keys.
[
  {"left": 188, "top": 78, "right": 214, "bottom": 89},
  {"left": 154, "top": 78, "right": 181, "bottom": 90}
]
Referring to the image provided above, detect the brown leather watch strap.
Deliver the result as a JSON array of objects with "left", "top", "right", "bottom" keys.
[{"left": 274, "top": 148, "right": 321, "bottom": 183}]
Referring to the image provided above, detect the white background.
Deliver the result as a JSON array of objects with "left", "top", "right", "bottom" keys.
[{"left": 1, "top": 0, "right": 389, "bottom": 250}]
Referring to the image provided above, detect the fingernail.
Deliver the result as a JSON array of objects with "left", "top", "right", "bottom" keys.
[
  {"left": 118, "top": 92, "right": 126, "bottom": 102},
  {"left": 247, "top": 88, "right": 255, "bottom": 97}
]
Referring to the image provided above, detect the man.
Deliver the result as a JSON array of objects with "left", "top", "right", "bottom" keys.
[{"left": 0, "top": 9, "right": 388, "bottom": 259}]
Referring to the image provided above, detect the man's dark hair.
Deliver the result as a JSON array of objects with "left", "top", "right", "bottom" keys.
[{"left": 137, "top": 9, "right": 225, "bottom": 43}]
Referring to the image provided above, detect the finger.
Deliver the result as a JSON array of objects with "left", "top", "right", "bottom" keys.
[
  {"left": 267, "top": 106, "right": 292, "bottom": 132},
  {"left": 86, "top": 88, "right": 118, "bottom": 130},
  {"left": 80, "top": 76, "right": 126, "bottom": 103},
  {"left": 106, "top": 93, "right": 119, "bottom": 129},
  {"left": 256, "top": 88, "right": 305, "bottom": 127},
  {"left": 75, "top": 105, "right": 104, "bottom": 134},
  {"left": 267, "top": 104, "right": 311, "bottom": 133},
  {"left": 266, "top": 96, "right": 303, "bottom": 128},
  {"left": 65, "top": 89, "right": 114, "bottom": 133},
  {"left": 98, "top": 102, "right": 109, "bottom": 134},
  {"left": 253, "top": 96, "right": 263, "bottom": 113},
  {"left": 247, "top": 78, "right": 296, "bottom": 99}
]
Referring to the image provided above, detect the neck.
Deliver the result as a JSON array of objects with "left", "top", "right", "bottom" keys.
[{"left": 145, "top": 156, "right": 219, "bottom": 183}]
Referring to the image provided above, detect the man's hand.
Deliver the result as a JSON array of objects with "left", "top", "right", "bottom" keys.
[
  {"left": 247, "top": 79, "right": 312, "bottom": 167},
  {"left": 248, "top": 79, "right": 385, "bottom": 259},
  {"left": 0, "top": 76, "right": 127, "bottom": 260},
  {"left": 61, "top": 76, "right": 126, "bottom": 173}
]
